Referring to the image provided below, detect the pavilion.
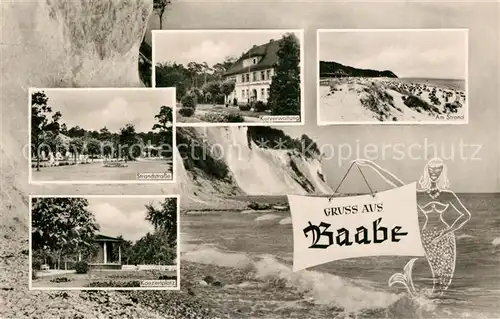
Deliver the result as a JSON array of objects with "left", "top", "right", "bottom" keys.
[{"left": 79, "top": 234, "right": 123, "bottom": 270}]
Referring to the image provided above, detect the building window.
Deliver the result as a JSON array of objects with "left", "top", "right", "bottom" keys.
[
  {"left": 241, "top": 75, "right": 244, "bottom": 83},
  {"left": 261, "top": 88, "right": 265, "bottom": 99},
  {"left": 253, "top": 58, "right": 257, "bottom": 64},
  {"left": 261, "top": 71, "right": 265, "bottom": 80},
  {"left": 246, "top": 74, "right": 250, "bottom": 82},
  {"left": 266, "top": 70, "right": 271, "bottom": 80},
  {"left": 266, "top": 88, "right": 270, "bottom": 98},
  {"left": 252, "top": 72, "right": 257, "bottom": 82},
  {"left": 242, "top": 89, "right": 245, "bottom": 98}
]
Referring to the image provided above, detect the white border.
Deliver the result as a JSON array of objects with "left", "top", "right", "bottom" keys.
[
  {"left": 28, "top": 87, "right": 178, "bottom": 185},
  {"left": 29, "top": 194, "right": 181, "bottom": 291},
  {"left": 316, "top": 28, "right": 469, "bottom": 125},
  {"left": 152, "top": 29, "right": 305, "bottom": 127}
]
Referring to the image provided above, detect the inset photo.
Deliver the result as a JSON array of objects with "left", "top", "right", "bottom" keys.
[
  {"left": 317, "top": 29, "right": 468, "bottom": 125},
  {"left": 29, "top": 88, "right": 176, "bottom": 184},
  {"left": 153, "top": 29, "right": 304, "bottom": 126},
  {"left": 29, "top": 195, "right": 180, "bottom": 290}
]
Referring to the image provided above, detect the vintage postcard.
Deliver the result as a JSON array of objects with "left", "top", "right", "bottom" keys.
[
  {"left": 152, "top": 29, "right": 305, "bottom": 126},
  {"left": 317, "top": 29, "right": 468, "bottom": 125},
  {"left": 29, "top": 195, "right": 180, "bottom": 290},
  {"left": 29, "top": 88, "right": 176, "bottom": 184}
]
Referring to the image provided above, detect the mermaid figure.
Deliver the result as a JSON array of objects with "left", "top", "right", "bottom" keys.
[{"left": 354, "top": 158, "right": 471, "bottom": 297}]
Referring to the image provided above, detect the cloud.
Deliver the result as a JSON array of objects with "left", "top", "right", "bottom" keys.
[
  {"left": 90, "top": 202, "right": 154, "bottom": 242},
  {"left": 320, "top": 30, "right": 466, "bottom": 79},
  {"left": 182, "top": 40, "right": 233, "bottom": 67}
]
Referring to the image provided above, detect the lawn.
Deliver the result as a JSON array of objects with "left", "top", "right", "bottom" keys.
[
  {"left": 31, "top": 160, "right": 173, "bottom": 182},
  {"left": 32, "top": 269, "right": 178, "bottom": 288},
  {"left": 177, "top": 103, "right": 268, "bottom": 123}
]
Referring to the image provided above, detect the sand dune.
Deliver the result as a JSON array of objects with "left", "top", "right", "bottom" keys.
[{"left": 319, "top": 77, "right": 466, "bottom": 123}]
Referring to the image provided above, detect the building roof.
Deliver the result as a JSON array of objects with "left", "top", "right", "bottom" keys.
[
  {"left": 94, "top": 234, "right": 122, "bottom": 242},
  {"left": 224, "top": 35, "right": 293, "bottom": 76}
]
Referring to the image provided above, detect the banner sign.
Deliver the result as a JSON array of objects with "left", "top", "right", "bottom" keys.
[{"left": 287, "top": 182, "right": 426, "bottom": 272}]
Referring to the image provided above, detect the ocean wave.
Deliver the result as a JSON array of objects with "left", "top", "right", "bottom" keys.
[
  {"left": 456, "top": 234, "right": 476, "bottom": 240},
  {"left": 492, "top": 237, "right": 500, "bottom": 246},
  {"left": 241, "top": 209, "right": 275, "bottom": 214},
  {"left": 278, "top": 217, "right": 292, "bottom": 225},
  {"left": 252, "top": 254, "right": 401, "bottom": 313},
  {"left": 180, "top": 246, "right": 445, "bottom": 315},
  {"left": 182, "top": 246, "right": 253, "bottom": 269},
  {"left": 254, "top": 213, "right": 281, "bottom": 221}
]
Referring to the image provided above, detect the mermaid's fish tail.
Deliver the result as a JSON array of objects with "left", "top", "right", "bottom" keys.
[
  {"left": 422, "top": 230, "right": 456, "bottom": 296},
  {"left": 388, "top": 258, "right": 419, "bottom": 297}
]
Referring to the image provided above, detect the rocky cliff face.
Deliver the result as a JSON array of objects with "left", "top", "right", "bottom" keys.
[{"left": 176, "top": 126, "right": 332, "bottom": 197}]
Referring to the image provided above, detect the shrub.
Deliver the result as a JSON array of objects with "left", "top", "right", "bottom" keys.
[
  {"left": 239, "top": 104, "right": 251, "bottom": 111},
  {"left": 200, "top": 111, "right": 244, "bottom": 123},
  {"left": 254, "top": 101, "right": 267, "bottom": 112},
  {"left": 50, "top": 277, "right": 71, "bottom": 283},
  {"left": 181, "top": 94, "right": 196, "bottom": 109},
  {"left": 226, "top": 113, "right": 245, "bottom": 123},
  {"left": 179, "top": 107, "right": 195, "bottom": 117},
  {"left": 74, "top": 261, "right": 89, "bottom": 274},
  {"left": 403, "top": 95, "right": 440, "bottom": 114},
  {"left": 32, "top": 269, "right": 38, "bottom": 280},
  {"left": 159, "top": 275, "right": 177, "bottom": 280},
  {"left": 32, "top": 260, "right": 42, "bottom": 271}
]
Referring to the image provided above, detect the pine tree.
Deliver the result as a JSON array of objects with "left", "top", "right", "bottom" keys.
[{"left": 268, "top": 34, "right": 301, "bottom": 116}]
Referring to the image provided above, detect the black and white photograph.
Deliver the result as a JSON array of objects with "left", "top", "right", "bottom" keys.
[
  {"left": 318, "top": 29, "right": 468, "bottom": 124},
  {"left": 153, "top": 30, "right": 304, "bottom": 126},
  {"left": 2, "top": 0, "right": 500, "bottom": 318},
  {"left": 30, "top": 195, "right": 179, "bottom": 290},
  {"left": 29, "top": 88, "right": 176, "bottom": 184}
]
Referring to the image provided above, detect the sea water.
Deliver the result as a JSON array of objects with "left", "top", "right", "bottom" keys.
[{"left": 182, "top": 193, "right": 500, "bottom": 318}]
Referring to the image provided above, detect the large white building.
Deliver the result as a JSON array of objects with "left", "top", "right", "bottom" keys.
[{"left": 224, "top": 38, "right": 285, "bottom": 104}]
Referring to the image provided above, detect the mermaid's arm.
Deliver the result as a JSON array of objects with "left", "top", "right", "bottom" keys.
[
  {"left": 437, "top": 192, "right": 471, "bottom": 238},
  {"left": 446, "top": 192, "right": 471, "bottom": 233},
  {"left": 354, "top": 159, "right": 405, "bottom": 188}
]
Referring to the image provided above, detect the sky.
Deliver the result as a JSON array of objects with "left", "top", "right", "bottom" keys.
[
  {"left": 88, "top": 197, "right": 172, "bottom": 242},
  {"left": 153, "top": 30, "right": 300, "bottom": 67},
  {"left": 145, "top": 1, "right": 499, "bottom": 193},
  {"left": 319, "top": 30, "right": 467, "bottom": 79},
  {"left": 42, "top": 89, "right": 175, "bottom": 133}
]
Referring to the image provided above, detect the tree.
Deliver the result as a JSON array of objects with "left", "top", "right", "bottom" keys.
[
  {"left": 152, "top": 105, "right": 173, "bottom": 133},
  {"left": 187, "top": 62, "right": 202, "bottom": 88},
  {"left": 155, "top": 62, "right": 190, "bottom": 98},
  {"left": 145, "top": 198, "right": 177, "bottom": 248},
  {"left": 31, "top": 197, "right": 99, "bottom": 269},
  {"left": 69, "top": 137, "right": 84, "bottom": 163},
  {"left": 60, "top": 123, "right": 68, "bottom": 135},
  {"left": 221, "top": 80, "right": 236, "bottom": 106},
  {"left": 119, "top": 123, "right": 138, "bottom": 161},
  {"left": 202, "top": 81, "right": 222, "bottom": 105},
  {"left": 67, "top": 126, "right": 86, "bottom": 138},
  {"left": 128, "top": 232, "right": 176, "bottom": 265},
  {"left": 212, "top": 56, "right": 236, "bottom": 79},
  {"left": 31, "top": 91, "right": 61, "bottom": 171},
  {"left": 86, "top": 138, "right": 101, "bottom": 162},
  {"left": 268, "top": 33, "right": 301, "bottom": 115},
  {"left": 153, "top": 0, "right": 171, "bottom": 30},
  {"left": 152, "top": 105, "right": 173, "bottom": 159},
  {"left": 200, "top": 61, "right": 211, "bottom": 85}
]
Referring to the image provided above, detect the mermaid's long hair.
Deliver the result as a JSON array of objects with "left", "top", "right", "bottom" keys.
[{"left": 418, "top": 157, "right": 450, "bottom": 190}]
